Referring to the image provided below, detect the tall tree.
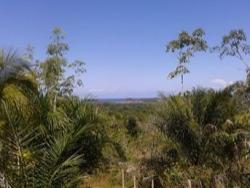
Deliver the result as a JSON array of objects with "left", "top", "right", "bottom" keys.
[
  {"left": 166, "top": 28, "right": 208, "bottom": 91},
  {"left": 215, "top": 29, "right": 250, "bottom": 90},
  {"left": 215, "top": 29, "right": 250, "bottom": 71},
  {"left": 215, "top": 29, "right": 250, "bottom": 108},
  {"left": 37, "top": 27, "right": 85, "bottom": 111}
]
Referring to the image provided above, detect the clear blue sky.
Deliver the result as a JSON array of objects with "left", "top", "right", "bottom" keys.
[{"left": 1, "top": 0, "right": 250, "bottom": 98}]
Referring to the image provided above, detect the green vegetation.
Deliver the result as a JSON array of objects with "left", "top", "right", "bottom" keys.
[{"left": 0, "top": 28, "right": 250, "bottom": 188}]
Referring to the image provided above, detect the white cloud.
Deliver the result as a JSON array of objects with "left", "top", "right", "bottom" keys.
[
  {"left": 211, "top": 78, "right": 233, "bottom": 87},
  {"left": 89, "top": 88, "right": 105, "bottom": 93}
]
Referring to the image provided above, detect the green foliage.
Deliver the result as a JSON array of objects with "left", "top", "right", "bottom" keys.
[
  {"left": 218, "top": 30, "right": 250, "bottom": 61},
  {"left": 59, "top": 97, "right": 108, "bottom": 171},
  {"left": 225, "top": 74, "right": 250, "bottom": 111},
  {"left": 1, "top": 27, "right": 250, "bottom": 188},
  {"left": 47, "top": 27, "right": 69, "bottom": 57},
  {"left": 1, "top": 102, "right": 86, "bottom": 187},
  {"left": 215, "top": 29, "right": 250, "bottom": 71},
  {"left": 126, "top": 116, "right": 140, "bottom": 137},
  {"left": 36, "top": 27, "right": 86, "bottom": 112},
  {"left": 0, "top": 48, "right": 107, "bottom": 187},
  {"left": 0, "top": 49, "right": 37, "bottom": 98},
  {"left": 0, "top": 95, "right": 108, "bottom": 187},
  {"left": 155, "top": 88, "right": 250, "bottom": 186}
]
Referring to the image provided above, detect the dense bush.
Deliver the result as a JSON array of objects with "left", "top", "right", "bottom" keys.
[{"left": 154, "top": 88, "right": 250, "bottom": 187}]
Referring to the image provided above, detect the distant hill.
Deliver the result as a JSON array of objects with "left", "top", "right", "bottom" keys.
[{"left": 97, "top": 98, "right": 158, "bottom": 104}]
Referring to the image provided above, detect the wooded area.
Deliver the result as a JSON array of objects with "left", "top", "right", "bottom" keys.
[{"left": 0, "top": 28, "right": 249, "bottom": 187}]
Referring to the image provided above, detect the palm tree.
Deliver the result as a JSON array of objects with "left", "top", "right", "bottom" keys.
[
  {"left": 0, "top": 96, "right": 89, "bottom": 188},
  {"left": 156, "top": 88, "right": 250, "bottom": 186},
  {"left": 0, "top": 49, "right": 37, "bottom": 103},
  {"left": 0, "top": 50, "right": 90, "bottom": 187}
]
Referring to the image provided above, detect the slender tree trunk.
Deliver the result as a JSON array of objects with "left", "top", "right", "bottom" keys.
[
  {"left": 181, "top": 74, "right": 184, "bottom": 93},
  {"left": 186, "top": 179, "right": 192, "bottom": 188},
  {"left": 133, "top": 175, "right": 136, "bottom": 188},
  {"left": 122, "top": 169, "right": 125, "bottom": 188},
  {"left": 53, "top": 94, "right": 57, "bottom": 112}
]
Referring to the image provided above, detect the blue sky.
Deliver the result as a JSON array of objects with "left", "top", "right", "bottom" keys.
[{"left": 1, "top": 0, "right": 250, "bottom": 98}]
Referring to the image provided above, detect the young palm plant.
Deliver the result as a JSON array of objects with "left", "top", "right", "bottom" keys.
[
  {"left": 155, "top": 88, "right": 250, "bottom": 186},
  {"left": 0, "top": 49, "right": 37, "bottom": 99},
  {"left": 0, "top": 96, "right": 89, "bottom": 188},
  {"left": 0, "top": 50, "right": 97, "bottom": 187}
]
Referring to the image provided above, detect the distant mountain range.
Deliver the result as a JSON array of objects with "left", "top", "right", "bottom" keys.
[{"left": 96, "top": 98, "right": 159, "bottom": 104}]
